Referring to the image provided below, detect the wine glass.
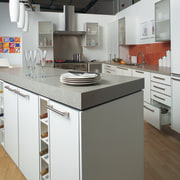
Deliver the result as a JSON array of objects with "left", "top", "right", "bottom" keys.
[
  {"left": 23, "top": 50, "right": 31, "bottom": 76},
  {"left": 30, "top": 50, "right": 37, "bottom": 78},
  {"left": 40, "top": 50, "right": 47, "bottom": 78}
]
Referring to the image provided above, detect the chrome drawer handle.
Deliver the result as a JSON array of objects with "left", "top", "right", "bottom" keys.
[
  {"left": 16, "top": 91, "right": 30, "bottom": 99},
  {"left": 4, "top": 86, "right": 16, "bottom": 92},
  {"left": 46, "top": 105, "right": 69, "bottom": 117},
  {"left": 153, "top": 76, "right": 165, "bottom": 80},
  {"left": 172, "top": 77, "right": 180, "bottom": 81},
  {"left": 153, "top": 85, "right": 165, "bottom": 91},
  {"left": 106, "top": 70, "right": 111, "bottom": 73},
  {"left": 144, "top": 105, "right": 155, "bottom": 112},
  {"left": 135, "top": 70, "right": 144, "bottom": 74},
  {"left": 117, "top": 67, "right": 128, "bottom": 70},
  {"left": 106, "top": 65, "right": 111, "bottom": 68},
  {"left": 153, "top": 95, "right": 165, "bottom": 101}
]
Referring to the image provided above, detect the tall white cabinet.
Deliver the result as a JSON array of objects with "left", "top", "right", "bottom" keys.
[{"left": 4, "top": 82, "right": 39, "bottom": 180}]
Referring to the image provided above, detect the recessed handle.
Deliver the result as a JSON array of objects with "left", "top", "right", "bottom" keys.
[
  {"left": 153, "top": 76, "right": 165, "bottom": 80},
  {"left": 172, "top": 77, "right": 180, "bottom": 81},
  {"left": 46, "top": 105, "right": 69, "bottom": 117},
  {"left": 153, "top": 85, "right": 165, "bottom": 91},
  {"left": 135, "top": 70, "right": 144, "bottom": 74},
  {"left": 144, "top": 105, "right": 155, "bottom": 112},
  {"left": 153, "top": 95, "right": 165, "bottom": 101},
  {"left": 117, "top": 67, "right": 128, "bottom": 71}
]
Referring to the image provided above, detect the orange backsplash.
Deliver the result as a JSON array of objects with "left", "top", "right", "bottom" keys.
[{"left": 129, "top": 42, "right": 171, "bottom": 65}]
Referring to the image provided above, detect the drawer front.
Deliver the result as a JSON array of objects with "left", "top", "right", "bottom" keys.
[
  {"left": 103, "top": 69, "right": 116, "bottom": 74},
  {"left": 116, "top": 66, "right": 132, "bottom": 76},
  {"left": 151, "top": 91, "right": 171, "bottom": 107},
  {"left": 151, "top": 73, "right": 171, "bottom": 85},
  {"left": 144, "top": 102, "right": 160, "bottom": 130},
  {"left": 102, "top": 64, "right": 116, "bottom": 74},
  {"left": 151, "top": 81, "right": 171, "bottom": 96}
]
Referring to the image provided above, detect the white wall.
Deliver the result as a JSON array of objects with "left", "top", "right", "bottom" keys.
[
  {"left": 116, "top": 0, "right": 160, "bottom": 44},
  {"left": 22, "top": 11, "right": 114, "bottom": 62},
  {"left": 0, "top": 3, "right": 22, "bottom": 65}
]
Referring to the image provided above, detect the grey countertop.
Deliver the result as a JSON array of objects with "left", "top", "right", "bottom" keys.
[
  {"left": 0, "top": 66, "right": 144, "bottom": 110},
  {"left": 104, "top": 62, "right": 171, "bottom": 75}
]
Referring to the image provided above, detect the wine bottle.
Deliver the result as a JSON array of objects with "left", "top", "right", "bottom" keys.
[
  {"left": 41, "top": 132, "right": 48, "bottom": 138},
  {"left": 40, "top": 148, "right": 48, "bottom": 156},
  {"left": 41, "top": 168, "right": 48, "bottom": 176},
  {"left": 40, "top": 112, "right": 48, "bottom": 119}
]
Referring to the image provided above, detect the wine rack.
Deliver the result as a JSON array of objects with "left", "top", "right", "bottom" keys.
[
  {"left": 0, "top": 80, "right": 4, "bottom": 147},
  {"left": 39, "top": 96, "right": 50, "bottom": 180}
]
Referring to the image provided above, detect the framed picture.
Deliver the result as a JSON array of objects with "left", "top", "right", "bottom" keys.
[
  {"left": 149, "top": 20, "right": 155, "bottom": 38},
  {"left": 140, "top": 22, "right": 149, "bottom": 39},
  {"left": 140, "top": 20, "right": 155, "bottom": 39}
]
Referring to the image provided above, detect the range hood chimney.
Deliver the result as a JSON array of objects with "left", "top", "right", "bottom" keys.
[
  {"left": 64, "top": 5, "right": 75, "bottom": 31},
  {"left": 54, "top": 5, "right": 86, "bottom": 35}
]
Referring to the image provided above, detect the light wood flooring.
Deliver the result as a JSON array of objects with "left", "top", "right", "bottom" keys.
[{"left": 0, "top": 121, "right": 180, "bottom": 180}]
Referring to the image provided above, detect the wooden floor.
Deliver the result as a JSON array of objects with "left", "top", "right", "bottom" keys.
[{"left": 0, "top": 121, "right": 180, "bottom": 180}]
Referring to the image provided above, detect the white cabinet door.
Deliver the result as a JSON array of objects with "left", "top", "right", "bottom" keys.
[
  {"left": 18, "top": 88, "right": 39, "bottom": 180},
  {"left": 4, "top": 83, "right": 19, "bottom": 166},
  {"left": 107, "top": 20, "right": 119, "bottom": 59},
  {"left": 171, "top": 0, "right": 180, "bottom": 74},
  {"left": 132, "top": 70, "right": 151, "bottom": 103},
  {"left": 49, "top": 100, "right": 80, "bottom": 180},
  {"left": 171, "top": 76, "right": 180, "bottom": 133}
]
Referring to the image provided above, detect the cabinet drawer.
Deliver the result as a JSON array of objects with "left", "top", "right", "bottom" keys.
[
  {"left": 151, "top": 73, "right": 171, "bottom": 85},
  {"left": 151, "top": 91, "right": 171, "bottom": 107},
  {"left": 116, "top": 66, "right": 132, "bottom": 76},
  {"left": 151, "top": 81, "right": 171, "bottom": 96},
  {"left": 144, "top": 102, "right": 160, "bottom": 130}
]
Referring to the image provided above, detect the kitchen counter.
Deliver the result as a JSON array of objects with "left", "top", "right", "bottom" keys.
[
  {"left": 0, "top": 66, "right": 144, "bottom": 110},
  {"left": 104, "top": 62, "right": 171, "bottom": 75}
]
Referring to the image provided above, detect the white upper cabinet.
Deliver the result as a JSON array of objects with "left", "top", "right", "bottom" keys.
[
  {"left": 38, "top": 21, "right": 53, "bottom": 48},
  {"left": 155, "top": 0, "right": 170, "bottom": 41},
  {"left": 118, "top": 16, "right": 138, "bottom": 45},
  {"left": 84, "top": 23, "right": 99, "bottom": 47},
  {"left": 107, "top": 20, "right": 119, "bottom": 60}
]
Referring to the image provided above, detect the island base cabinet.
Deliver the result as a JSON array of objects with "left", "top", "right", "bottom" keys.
[
  {"left": 49, "top": 100, "right": 80, "bottom": 180},
  {"left": 80, "top": 91, "right": 144, "bottom": 180}
]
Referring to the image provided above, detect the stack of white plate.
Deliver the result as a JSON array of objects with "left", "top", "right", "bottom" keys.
[{"left": 60, "top": 71, "right": 101, "bottom": 85}]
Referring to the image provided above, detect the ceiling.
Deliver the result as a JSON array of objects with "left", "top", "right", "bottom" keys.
[{"left": 1, "top": 0, "right": 116, "bottom": 15}]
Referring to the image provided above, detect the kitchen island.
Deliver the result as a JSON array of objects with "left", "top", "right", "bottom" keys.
[{"left": 0, "top": 66, "right": 144, "bottom": 180}]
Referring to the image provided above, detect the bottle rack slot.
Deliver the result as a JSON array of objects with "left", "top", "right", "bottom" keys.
[
  {"left": 0, "top": 80, "right": 4, "bottom": 147},
  {"left": 39, "top": 97, "right": 50, "bottom": 180}
]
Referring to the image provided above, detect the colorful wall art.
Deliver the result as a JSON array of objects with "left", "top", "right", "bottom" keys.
[{"left": 0, "top": 36, "right": 21, "bottom": 53}]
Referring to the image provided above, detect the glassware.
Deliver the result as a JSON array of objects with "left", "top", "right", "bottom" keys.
[
  {"left": 40, "top": 50, "right": 47, "bottom": 78},
  {"left": 23, "top": 50, "right": 31, "bottom": 76},
  {"left": 30, "top": 50, "right": 37, "bottom": 78}
]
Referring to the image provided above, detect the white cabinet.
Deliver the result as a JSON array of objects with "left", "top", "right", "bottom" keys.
[
  {"left": 4, "top": 83, "right": 18, "bottom": 166},
  {"left": 132, "top": 69, "right": 151, "bottom": 103},
  {"left": 107, "top": 20, "right": 119, "bottom": 60},
  {"left": 171, "top": 76, "right": 180, "bottom": 133},
  {"left": 48, "top": 100, "right": 79, "bottom": 180},
  {"left": 84, "top": 23, "right": 99, "bottom": 47},
  {"left": 48, "top": 91, "right": 143, "bottom": 180},
  {"left": 38, "top": 21, "right": 53, "bottom": 48},
  {"left": 18, "top": 88, "right": 39, "bottom": 180},
  {"left": 118, "top": 16, "right": 138, "bottom": 45},
  {"left": 102, "top": 64, "right": 117, "bottom": 75},
  {"left": 116, "top": 66, "right": 132, "bottom": 76},
  {"left": 4, "top": 83, "right": 39, "bottom": 180},
  {"left": 170, "top": 0, "right": 180, "bottom": 75},
  {"left": 155, "top": 0, "right": 170, "bottom": 41}
]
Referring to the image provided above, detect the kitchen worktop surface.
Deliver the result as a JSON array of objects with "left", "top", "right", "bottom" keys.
[
  {"left": 104, "top": 62, "right": 171, "bottom": 75},
  {"left": 0, "top": 66, "right": 144, "bottom": 110}
]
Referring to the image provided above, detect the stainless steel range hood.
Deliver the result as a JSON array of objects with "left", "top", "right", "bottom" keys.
[{"left": 54, "top": 5, "right": 86, "bottom": 36}]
